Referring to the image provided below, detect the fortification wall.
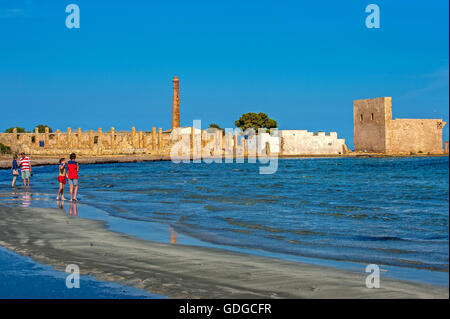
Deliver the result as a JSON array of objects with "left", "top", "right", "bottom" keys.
[
  {"left": 1, "top": 126, "right": 350, "bottom": 158},
  {"left": 0, "top": 127, "right": 170, "bottom": 156},
  {"left": 170, "top": 128, "right": 246, "bottom": 159},
  {"left": 386, "top": 119, "right": 446, "bottom": 154},
  {"left": 168, "top": 128, "right": 348, "bottom": 158},
  {"left": 353, "top": 97, "right": 446, "bottom": 154},
  {"left": 279, "top": 130, "right": 346, "bottom": 155}
]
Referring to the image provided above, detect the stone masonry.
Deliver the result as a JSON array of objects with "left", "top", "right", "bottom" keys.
[
  {"left": 279, "top": 130, "right": 346, "bottom": 155},
  {"left": 0, "top": 127, "right": 171, "bottom": 156},
  {"left": 0, "top": 76, "right": 349, "bottom": 157},
  {"left": 2, "top": 79, "right": 443, "bottom": 157},
  {"left": 353, "top": 97, "right": 446, "bottom": 154}
]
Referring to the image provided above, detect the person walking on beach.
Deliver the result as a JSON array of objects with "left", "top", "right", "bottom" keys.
[
  {"left": 19, "top": 152, "right": 32, "bottom": 187},
  {"left": 56, "top": 158, "right": 67, "bottom": 201},
  {"left": 67, "top": 153, "right": 79, "bottom": 202},
  {"left": 11, "top": 153, "right": 19, "bottom": 187}
]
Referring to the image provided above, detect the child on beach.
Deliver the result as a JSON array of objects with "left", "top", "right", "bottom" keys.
[
  {"left": 67, "top": 153, "right": 80, "bottom": 202},
  {"left": 56, "top": 158, "right": 67, "bottom": 201},
  {"left": 11, "top": 153, "right": 19, "bottom": 187}
]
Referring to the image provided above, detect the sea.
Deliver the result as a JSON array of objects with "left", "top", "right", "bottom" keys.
[{"left": 0, "top": 156, "right": 448, "bottom": 297}]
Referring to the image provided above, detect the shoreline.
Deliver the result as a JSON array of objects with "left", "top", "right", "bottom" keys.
[
  {"left": 0, "top": 191, "right": 447, "bottom": 286},
  {"left": 1, "top": 153, "right": 447, "bottom": 170},
  {"left": 0, "top": 155, "right": 171, "bottom": 170},
  {"left": 0, "top": 245, "right": 161, "bottom": 299},
  {"left": 0, "top": 205, "right": 447, "bottom": 298}
]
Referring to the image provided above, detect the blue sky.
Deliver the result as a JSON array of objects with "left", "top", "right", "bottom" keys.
[{"left": 0, "top": 0, "right": 448, "bottom": 148}]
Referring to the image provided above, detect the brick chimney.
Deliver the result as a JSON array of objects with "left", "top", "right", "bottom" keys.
[{"left": 172, "top": 76, "right": 180, "bottom": 130}]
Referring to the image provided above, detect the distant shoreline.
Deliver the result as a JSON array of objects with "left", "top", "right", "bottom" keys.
[
  {"left": 0, "top": 153, "right": 448, "bottom": 170},
  {"left": 0, "top": 155, "right": 171, "bottom": 170},
  {"left": 0, "top": 205, "right": 447, "bottom": 298}
]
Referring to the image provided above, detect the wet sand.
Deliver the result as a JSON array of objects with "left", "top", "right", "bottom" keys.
[{"left": 0, "top": 205, "right": 447, "bottom": 299}]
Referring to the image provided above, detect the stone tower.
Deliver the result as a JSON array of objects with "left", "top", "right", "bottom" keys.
[
  {"left": 353, "top": 97, "right": 392, "bottom": 153},
  {"left": 354, "top": 97, "right": 446, "bottom": 154},
  {"left": 172, "top": 76, "right": 180, "bottom": 129}
]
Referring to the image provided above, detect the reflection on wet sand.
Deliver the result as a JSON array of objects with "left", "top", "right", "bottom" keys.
[
  {"left": 69, "top": 202, "right": 78, "bottom": 217},
  {"left": 57, "top": 200, "right": 78, "bottom": 217},
  {"left": 169, "top": 226, "right": 177, "bottom": 244},
  {"left": 20, "top": 191, "right": 33, "bottom": 208},
  {"left": 4, "top": 188, "right": 33, "bottom": 208},
  {"left": 57, "top": 200, "right": 65, "bottom": 210}
]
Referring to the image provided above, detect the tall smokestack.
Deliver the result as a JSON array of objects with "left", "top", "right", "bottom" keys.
[{"left": 172, "top": 76, "right": 180, "bottom": 130}]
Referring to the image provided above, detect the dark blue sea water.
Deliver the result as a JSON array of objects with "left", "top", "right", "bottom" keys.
[
  {"left": 0, "top": 246, "right": 163, "bottom": 299},
  {"left": 0, "top": 157, "right": 448, "bottom": 289}
]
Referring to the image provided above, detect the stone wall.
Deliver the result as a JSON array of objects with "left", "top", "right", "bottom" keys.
[
  {"left": 386, "top": 119, "right": 446, "bottom": 154},
  {"left": 279, "top": 130, "right": 346, "bottom": 155},
  {"left": 169, "top": 128, "right": 246, "bottom": 159},
  {"left": 170, "top": 127, "right": 347, "bottom": 158},
  {"left": 353, "top": 97, "right": 446, "bottom": 154},
  {"left": 0, "top": 127, "right": 170, "bottom": 156},
  {"left": 1, "top": 126, "right": 349, "bottom": 158}
]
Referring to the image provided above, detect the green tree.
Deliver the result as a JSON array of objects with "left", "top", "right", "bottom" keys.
[
  {"left": 234, "top": 112, "right": 277, "bottom": 132},
  {"left": 0, "top": 143, "right": 11, "bottom": 154},
  {"left": 4, "top": 127, "right": 27, "bottom": 133},
  {"left": 208, "top": 123, "right": 222, "bottom": 130},
  {"left": 207, "top": 123, "right": 224, "bottom": 135},
  {"left": 34, "top": 124, "right": 53, "bottom": 133}
]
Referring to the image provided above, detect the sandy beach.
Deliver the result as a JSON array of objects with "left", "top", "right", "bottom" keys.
[{"left": 0, "top": 204, "right": 447, "bottom": 299}]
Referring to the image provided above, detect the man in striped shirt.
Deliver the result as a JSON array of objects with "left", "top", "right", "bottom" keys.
[{"left": 19, "top": 153, "right": 32, "bottom": 187}]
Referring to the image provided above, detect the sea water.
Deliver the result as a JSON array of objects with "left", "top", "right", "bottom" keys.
[{"left": 0, "top": 157, "right": 448, "bottom": 287}]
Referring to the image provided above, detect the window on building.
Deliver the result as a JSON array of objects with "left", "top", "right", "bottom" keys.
[
  {"left": 371, "top": 113, "right": 374, "bottom": 120},
  {"left": 360, "top": 114, "right": 364, "bottom": 121}
]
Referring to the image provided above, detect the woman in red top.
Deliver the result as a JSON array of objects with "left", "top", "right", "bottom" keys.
[{"left": 56, "top": 158, "right": 67, "bottom": 201}]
